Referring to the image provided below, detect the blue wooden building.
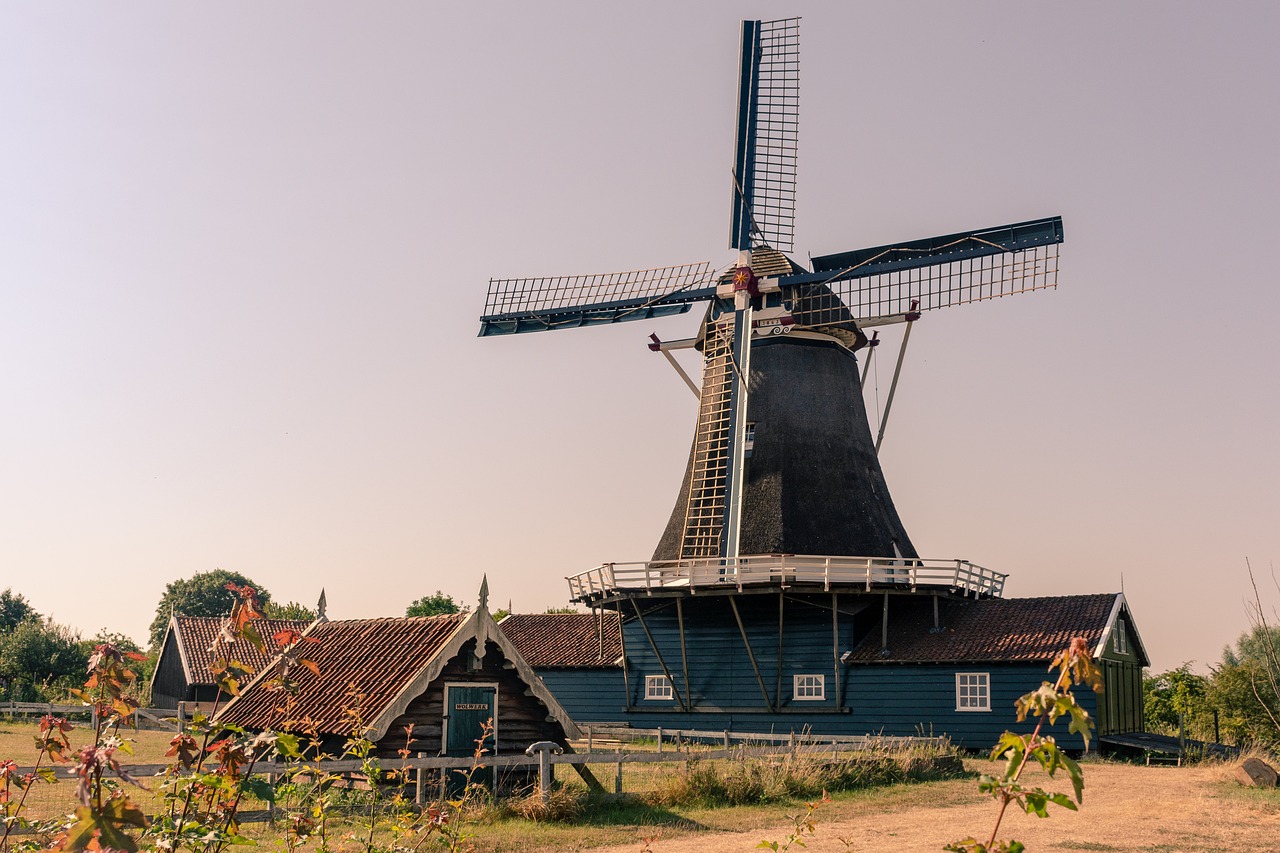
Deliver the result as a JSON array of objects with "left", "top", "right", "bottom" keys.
[{"left": 505, "top": 592, "right": 1146, "bottom": 751}]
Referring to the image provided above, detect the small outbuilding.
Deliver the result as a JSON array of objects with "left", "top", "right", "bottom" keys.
[
  {"left": 217, "top": 588, "right": 580, "bottom": 766},
  {"left": 841, "top": 592, "right": 1148, "bottom": 749},
  {"left": 149, "top": 615, "right": 309, "bottom": 709}
]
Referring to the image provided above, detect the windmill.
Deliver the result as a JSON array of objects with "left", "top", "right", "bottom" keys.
[{"left": 480, "top": 18, "right": 1062, "bottom": 580}]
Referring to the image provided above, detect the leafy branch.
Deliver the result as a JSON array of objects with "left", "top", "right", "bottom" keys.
[{"left": 946, "top": 637, "right": 1104, "bottom": 853}]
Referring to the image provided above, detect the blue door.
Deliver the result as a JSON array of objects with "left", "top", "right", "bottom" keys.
[{"left": 444, "top": 685, "right": 496, "bottom": 795}]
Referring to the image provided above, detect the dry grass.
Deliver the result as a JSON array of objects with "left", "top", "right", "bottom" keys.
[{"left": 590, "top": 756, "right": 1280, "bottom": 853}]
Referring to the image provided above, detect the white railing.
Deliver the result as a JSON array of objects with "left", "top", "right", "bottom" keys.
[{"left": 566, "top": 554, "right": 1006, "bottom": 600}]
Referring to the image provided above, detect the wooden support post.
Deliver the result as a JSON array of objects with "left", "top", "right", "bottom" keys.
[
  {"left": 657, "top": 727, "right": 663, "bottom": 753},
  {"left": 676, "top": 597, "right": 692, "bottom": 710},
  {"left": 881, "top": 592, "right": 890, "bottom": 651},
  {"left": 615, "top": 758, "right": 623, "bottom": 794},
  {"left": 831, "top": 592, "right": 842, "bottom": 709},
  {"left": 586, "top": 727, "right": 593, "bottom": 755},
  {"left": 724, "top": 730, "right": 730, "bottom": 750},
  {"left": 177, "top": 701, "right": 186, "bottom": 734},
  {"left": 776, "top": 592, "right": 785, "bottom": 711},
  {"left": 631, "top": 599, "right": 688, "bottom": 711},
  {"left": 415, "top": 752, "right": 426, "bottom": 805},
  {"left": 617, "top": 605, "right": 633, "bottom": 710},
  {"left": 729, "top": 596, "right": 775, "bottom": 712},
  {"left": 933, "top": 594, "right": 939, "bottom": 630}
]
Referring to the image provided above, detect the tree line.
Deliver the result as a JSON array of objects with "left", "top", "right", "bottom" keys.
[{"left": 1, "top": 571, "right": 578, "bottom": 703}]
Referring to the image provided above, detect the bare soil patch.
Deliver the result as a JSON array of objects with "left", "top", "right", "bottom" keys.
[{"left": 589, "top": 759, "right": 1280, "bottom": 853}]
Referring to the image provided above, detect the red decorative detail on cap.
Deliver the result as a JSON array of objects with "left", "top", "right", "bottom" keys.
[{"left": 732, "top": 266, "right": 760, "bottom": 297}]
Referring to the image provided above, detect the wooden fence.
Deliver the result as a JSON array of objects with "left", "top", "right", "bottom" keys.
[
  {"left": 1, "top": 701, "right": 189, "bottom": 732},
  {"left": 7, "top": 728, "right": 948, "bottom": 830}
]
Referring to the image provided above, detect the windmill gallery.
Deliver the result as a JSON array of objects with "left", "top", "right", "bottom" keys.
[{"left": 479, "top": 19, "right": 1146, "bottom": 749}]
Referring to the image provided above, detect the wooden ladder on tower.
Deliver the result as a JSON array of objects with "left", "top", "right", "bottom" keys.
[{"left": 678, "top": 317, "right": 736, "bottom": 560}]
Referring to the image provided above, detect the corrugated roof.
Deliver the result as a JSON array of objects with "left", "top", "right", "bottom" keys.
[
  {"left": 501, "top": 613, "right": 621, "bottom": 668},
  {"left": 844, "top": 594, "right": 1119, "bottom": 664},
  {"left": 173, "top": 616, "right": 310, "bottom": 683},
  {"left": 217, "top": 615, "right": 466, "bottom": 735}
]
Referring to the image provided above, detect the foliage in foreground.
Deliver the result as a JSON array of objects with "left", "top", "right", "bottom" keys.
[{"left": 945, "top": 637, "right": 1103, "bottom": 853}]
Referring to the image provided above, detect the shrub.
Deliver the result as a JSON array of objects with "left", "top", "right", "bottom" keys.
[{"left": 510, "top": 785, "right": 586, "bottom": 822}]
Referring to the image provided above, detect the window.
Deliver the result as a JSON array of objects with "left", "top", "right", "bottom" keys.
[
  {"left": 956, "top": 673, "right": 990, "bottom": 711},
  {"left": 744, "top": 422, "right": 756, "bottom": 458},
  {"left": 1114, "top": 618, "right": 1128, "bottom": 655},
  {"left": 793, "top": 674, "right": 825, "bottom": 700},
  {"left": 645, "top": 675, "right": 673, "bottom": 701}
]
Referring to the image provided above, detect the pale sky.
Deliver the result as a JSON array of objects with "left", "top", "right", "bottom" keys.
[{"left": 2, "top": 2, "right": 1277, "bottom": 673}]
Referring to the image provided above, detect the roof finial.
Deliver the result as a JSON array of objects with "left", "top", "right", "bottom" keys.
[
  {"left": 478, "top": 575, "right": 489, "bottom": 613},
  {"left": 317, "top": 588, "right": 328, "bottom": 621}
]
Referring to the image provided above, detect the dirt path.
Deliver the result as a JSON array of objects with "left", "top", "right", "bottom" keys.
[{"left": 590, "top": 761, "right": 1280, "bottom": 853}]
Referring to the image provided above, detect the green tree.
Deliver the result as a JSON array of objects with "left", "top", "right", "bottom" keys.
[
  {"left": 1208, "top": 624, "right": 1280, "bottom": 746},
  {"left": 544, "top": 606, "right": 578, "bottom": 614},
  {"left": 0, "top": 618, "right": 90, "bottom": 700},
  {"left": 1144, "top": 664, "right": 1211, "bottom": 739},
  {"left": 406, "top": 591, "right": 461, "bottom": 617},
  {"left": 148, "top": 569, "right": 272, "bottom": 648},
  {"left": 262, "top": 600, "right": 317, "bottom": 621},
  {"left": 0, "top": 588, "right": 39, "bottom": 633}
]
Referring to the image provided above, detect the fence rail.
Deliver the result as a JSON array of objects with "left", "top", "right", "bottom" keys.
[
  {"left": 567, "top": 554, "right": 1006, "bottom": 600},
  {"left": 5, "top": 728, "right": 950, "bottom": 835},
  {"left": 2, "top": 701, "right": 187, "bottom": 732}
]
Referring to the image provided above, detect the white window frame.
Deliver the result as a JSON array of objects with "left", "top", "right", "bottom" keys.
[
  {"left": 956, "top": 672, "right": 991, "bottom": 712},
  {"left": 1114, "top": 618, "right": 1128, "bottom": 654},
  {"left": 644, "top": 674, "right": 673, "bottom": 701},
  {"left": 792, "top": 674, "right": 825, "bottom": 701}
]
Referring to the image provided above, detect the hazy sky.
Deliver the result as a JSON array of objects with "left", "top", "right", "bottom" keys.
[{"left": 3, "top": 2, "right": 1277, "bottom": 672}]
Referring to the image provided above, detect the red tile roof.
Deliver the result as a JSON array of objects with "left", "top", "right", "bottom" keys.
[
  {"left": 500, "top": 613, "right": 621, "bottom": 668},
  {"left": 844, "top": 594, "right": 1120, "bottom": 664},
  {"left": 217, "top": 615, "right": 467, "bottom": 735},
  {"left": 173, "top": 616, "right": 310, "bottom": 684}
]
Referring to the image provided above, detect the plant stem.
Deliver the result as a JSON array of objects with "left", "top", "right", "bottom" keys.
[{"left": 986, "top": 713, "right": 1048, "bottom": 849}]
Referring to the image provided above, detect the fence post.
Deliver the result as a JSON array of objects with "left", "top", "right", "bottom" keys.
[
  {"left": 724, "top": 730, "right": 730, "bottom": 751},
  {"left": 587, "top": 726, "right": 593, "bottom": 755},
  {"left": 788, "top": 731, "right": 796, "bottom": 759},
  {"left": 538, "top": 750, "right": 551, "bottom": 805},
  {"left": 657, "top": 727, "right": 663, "bottom": 753},
  {"left": 266, "top": 763, "right": 277, "bottom": 826},
  {"left": 415, "top": 752, "right": 426, "bottom": 806},
  {"left": 178, "top": 702, "right": 186, "bottom": 734},
  {"left": 615, "top": 755, "right": 623, "bottom": 795}
]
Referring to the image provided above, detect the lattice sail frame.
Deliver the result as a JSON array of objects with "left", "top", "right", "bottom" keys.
[
  {"left": 750, "top": 18, "right": 800, "bottom": 252},
  {"left": 790, "top": 242, "right": 1060, "bottom": 325},
  {"left": 479, "top": 262, "right": 715, "bottom": 335}
]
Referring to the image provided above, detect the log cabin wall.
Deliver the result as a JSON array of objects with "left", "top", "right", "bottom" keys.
[{"left": 376, "top": 638, "right": 568, "bottom": 760}]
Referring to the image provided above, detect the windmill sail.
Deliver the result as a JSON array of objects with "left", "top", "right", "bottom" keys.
[
  {"left": 478, "top": 262, "right": 716, "bottom": 336},
  {"left": 731, "top": 18, "right": 800, "bottom": 252},
  {"left": 783, "top": 217, "right": 1063, "bottom": 323}
]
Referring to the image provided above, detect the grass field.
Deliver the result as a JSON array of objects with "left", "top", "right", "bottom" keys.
[
  {"left": 0, "top": 716, "right": 968, "bottom": 850},
  {"left": 8, "top": 717, "right": 1278, "bottom": 852}
]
